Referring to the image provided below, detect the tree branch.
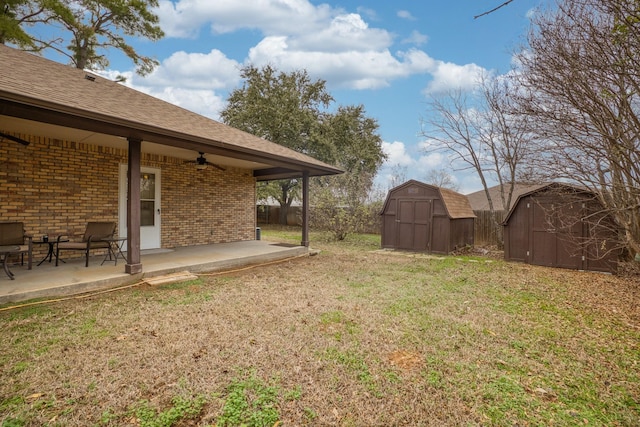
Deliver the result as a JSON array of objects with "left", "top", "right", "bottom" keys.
[{"left": 474, "top": 0, "right": 516, "bottom": 19}]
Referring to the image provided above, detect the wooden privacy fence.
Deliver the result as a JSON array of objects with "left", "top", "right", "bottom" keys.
[{"left": 474, "top": 210, "right": 506, "bottom": 247}]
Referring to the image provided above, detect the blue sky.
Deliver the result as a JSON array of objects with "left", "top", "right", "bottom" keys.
[{"left": 97, "top": 0, "right": 546, "bottom": 194}]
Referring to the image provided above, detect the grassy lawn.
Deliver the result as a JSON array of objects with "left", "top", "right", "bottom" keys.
[{"left": 1, "top": 226, "right": 639, "bottom": 426}]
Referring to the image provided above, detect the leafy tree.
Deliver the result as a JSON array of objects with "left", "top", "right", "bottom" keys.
[
  {"left": 0, "top": 0, "right": 163, "bottom": 75},
  {"left": 0, "top": 0, "right": 61, "bottom": 48},
  {"left": 221, "top": 65, "right": 334, "bottom": 225},
  {"left": 310, "top": 105, "right": 386, "bottom": 239},
  {"left": 319, "top": 105, "right": 386, "bottom": 203},
  {"left": 0, "top": 0, "right": 31, "bottom": 46},
  {"left": 221, "top": 66, "right": 386, "bottom": 234}
]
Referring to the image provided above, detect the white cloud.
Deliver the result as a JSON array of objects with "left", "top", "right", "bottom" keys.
[
  {"left": 248, "top": 40, "right": 437, "bottom": 89},
  {"left": 144, "top": 49, "right": 242, "bottom": 90},
  {"left": 153, "top": 0, "right": 492, "bottom": 97},
  {"left": 402, "top": 30, "right": 428, "bottom": 46},
  {"left": 156, "top": 0, "right": 451, "bottom": 91},
  {"left": 397, "top": 10, "right": 416, "bottom": 21},
  {"left": 458, "top": 173, "right": 485, "bottom": 194},
  {"left": 138, "top": 49, "right": 241, "bottom": 119},
  {"left": 424, "top": 61, "right": 485, "bottom": 93},
  {"left": 382, "top": 141, "right": 414, "bottom": 167},
  {"left": 525, "top": 7, "right": 539, "bottom": 20},
  {"left": 115, "top": 78, "right": 227, "bottom": 120},
  {"left": 148, "top": 87, "right": 227, "bottom": 120},
  {"left": 118, "top": 1, "right": 492, "bottom": 126},
  {"left": 356, "top": 6, "right": 378, "bottom": 21},
  {"left": 156, "top": 0, "right": 334, "bottom": 38},
  {"left": 100, "top": 50, "right": 239, "bottom": 120},
  {"left": 416, "top": 152, "right": 444, "bottom": 169},
  {"left": 292, "top": 14, "right": 392, "bottom": 52}
]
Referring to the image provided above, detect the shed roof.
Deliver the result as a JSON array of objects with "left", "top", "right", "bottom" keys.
[
  {"left": 502, "top": 182, "right": 593, "bottom": 224},
  {"left": 0, "top": 45, "right": 342, "bottom": 180},
  {"left": 439, "top": 186, "right": 477, "bottom": 219},
  {"left": 384, "top": 180, "right": 476, "bottom": 219}
]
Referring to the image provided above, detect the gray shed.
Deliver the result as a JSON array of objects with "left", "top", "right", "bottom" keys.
[
  {"left": 503, "top": 183, "right": 619, "bottom": 273},
  {"left": 380, "top": 180, "right": 475, "bottom": 253}
]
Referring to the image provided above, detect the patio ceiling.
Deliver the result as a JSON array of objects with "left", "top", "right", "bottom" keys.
[{"left": 0, "top": 114, "right": 270, "bottom": 171}]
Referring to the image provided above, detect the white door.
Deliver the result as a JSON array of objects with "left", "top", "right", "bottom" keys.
[{"left": 119, "top": 165, "right": 161, "bottom": 249}]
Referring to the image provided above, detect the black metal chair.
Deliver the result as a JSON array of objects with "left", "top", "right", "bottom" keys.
[{"left": 56, "top": 222, "right": 116, "bottom": 267}]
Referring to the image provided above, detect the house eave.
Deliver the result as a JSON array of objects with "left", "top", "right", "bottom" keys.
[{"left": 0, "top": 97, "right": 343, "bottom": 178}]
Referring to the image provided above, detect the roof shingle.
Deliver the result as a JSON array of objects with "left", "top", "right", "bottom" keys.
[{"left": 0, "top": 45, "right": 342, "bottom": 177}]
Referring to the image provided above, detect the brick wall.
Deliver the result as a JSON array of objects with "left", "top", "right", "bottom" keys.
[{"left": 1, "top": 132, "right": 257, "bottom": 260}]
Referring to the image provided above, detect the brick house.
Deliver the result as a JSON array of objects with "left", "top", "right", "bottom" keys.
[{"left": 0, "top": 45, "right": 342, "bottom": 274}]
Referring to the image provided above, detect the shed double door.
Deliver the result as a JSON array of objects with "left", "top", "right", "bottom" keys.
[
  {"left": 396, "top": 199, "right": 432, "bottom": 251},
  {"left": 530, "top": 199, "right": 582, "bottom": 269}
]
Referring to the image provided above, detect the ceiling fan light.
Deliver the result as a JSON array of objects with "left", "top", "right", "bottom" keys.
[{"left": 196, "top": 163, "right": 207, "bottom": 170}]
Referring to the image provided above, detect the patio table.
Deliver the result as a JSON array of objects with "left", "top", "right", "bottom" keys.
[
  {"left": 34, "top": 238, "right": 69, "bottom": 266},
  {"left": 101, "top": 237, "right": 127, "bottom": 266},
  {"left": 0, "top": 245, "right": 21, "bottom": 280}
]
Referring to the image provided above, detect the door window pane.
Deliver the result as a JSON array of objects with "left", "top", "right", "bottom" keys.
[
  {"left": 141, "top": 174, "right": 155, "bottom": 199},
  {"left": 140, "top": 173, "right": 156, "bottom": 226},
  {"left": 141, "top": 201, "right": 155, "bottom": 226}
]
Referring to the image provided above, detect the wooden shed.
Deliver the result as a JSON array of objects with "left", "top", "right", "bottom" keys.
[
  {"left": 503, "top": 183, "right": 619, "bottom": 273},
  {"left": 381, "top": 180, "right": 475, "bottom": 253}
]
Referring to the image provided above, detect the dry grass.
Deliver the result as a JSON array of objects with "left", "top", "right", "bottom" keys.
[{"left": 1, "top": 228, "right": 639, "bottom": 426}]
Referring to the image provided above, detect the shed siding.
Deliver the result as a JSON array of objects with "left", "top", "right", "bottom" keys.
[
  {"left": 381, "top": 180, "right": 474, "bottom": 254},
  {"left": 504, "top": 201, "right": 529, "bottom": 262},
  {"left": 431, "top": 216, "right": 449, "bottom": 254},
  {"left": 450, "top": 218, "right": 475, "bottom": 251},
  {"left": 503, "top": 186, "right": 619, "bottom": 273}
]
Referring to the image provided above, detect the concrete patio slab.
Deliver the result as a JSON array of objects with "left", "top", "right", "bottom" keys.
[{"left": 0, "top": 240, "right": 308, "bottom": 305}]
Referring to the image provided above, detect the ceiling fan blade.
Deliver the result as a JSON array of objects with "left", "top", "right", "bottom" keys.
[
  {"left": 183, "top": 152, "right": 225, "bottom": 171},
  {"left": 206, "top": 162, "right": 226, "bottom": 171}
]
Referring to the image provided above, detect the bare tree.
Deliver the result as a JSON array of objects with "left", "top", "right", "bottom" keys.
[
  {"left": 387, "top": 163, "right": 408, "bottom": 190},
  {"left": 474, "top": 0, "right": 516, "bottom": 19},
  {"left": 424, "top": 168, "right": 460, "bottom": 191},
  {"left": 513, "top": 0, "right": 640, "bottom": 256},
  {"left": 420, "top": 74, "right": 532, "bottom": 214}
]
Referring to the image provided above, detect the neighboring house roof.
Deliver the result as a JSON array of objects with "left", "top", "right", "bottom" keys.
[
  {"left": 0, "top": 45, "right": 342, "bottom": 180},
  {"left": 383, "top": 180, "right": 476, "bottom": 219},
  {"left": 466, "top": 183, "right": 546, "bottom": 211}
]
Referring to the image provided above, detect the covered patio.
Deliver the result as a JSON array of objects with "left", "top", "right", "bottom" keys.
[
  {"left": 1, "top": 46, "right": 341, "bottom": 284},
  {"left": 0, "top": 240, "right": 309, "bottom": 305}
]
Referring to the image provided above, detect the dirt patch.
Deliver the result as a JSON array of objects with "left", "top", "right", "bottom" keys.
[{"left": 388, "top": 350, "right": 423, "bottom": 371}]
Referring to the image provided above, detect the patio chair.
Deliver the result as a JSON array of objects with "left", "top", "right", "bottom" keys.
[
  {"left": 55, "top": 221, "right": 116, "bottom": 267},
  {"left": 0, "top": 222, "right": 33, "bottom": 270}
]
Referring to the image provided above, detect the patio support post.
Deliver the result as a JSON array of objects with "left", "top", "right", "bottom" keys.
[
  {"left": 301, "top": 171, "right": 310, "bottom": 247},
  {"left": 125, "top": 137, "right": 143, "bottom": 274}
]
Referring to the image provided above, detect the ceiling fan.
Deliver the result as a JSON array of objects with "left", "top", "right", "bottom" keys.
[{"left": 185, "top": 152, "right": 225, "bottom": 171}]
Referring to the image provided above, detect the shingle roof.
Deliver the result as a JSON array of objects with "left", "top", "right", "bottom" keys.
[
  {"left": 383, "top": 180, "right": 475, "bottom": 219},
  {"left": 439, "top": 186, "right": 476, "bottom": 219},
  {"left": 0, "top": 45, "right": 342, "bottom": 178},
  {"left": 501, "top": 182, "right": 592, "bottom": 224},
  {"left": 466, "top": 183, "right": 546, "bottom": 211}
]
